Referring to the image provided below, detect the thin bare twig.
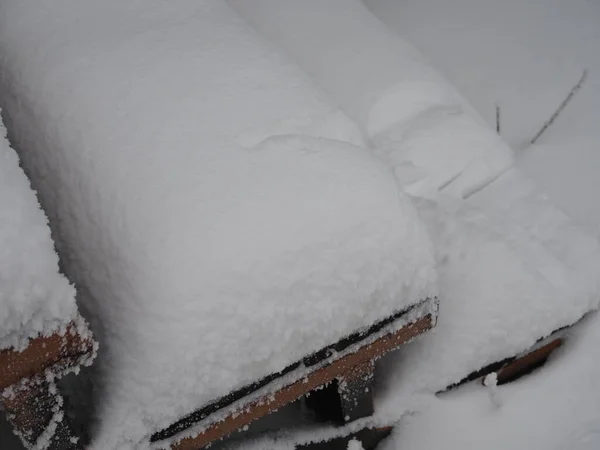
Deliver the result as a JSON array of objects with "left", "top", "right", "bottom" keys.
[
  {"left": 530, "top": 69, "right": 588, "bottom": 145},
  {"left": 495, "top": 103, "right": 501, "bottom": 135}
]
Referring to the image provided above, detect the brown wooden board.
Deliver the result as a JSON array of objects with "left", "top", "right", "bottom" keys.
[
  {"left": 152, "top": 299, "right": 437, "bottom": 443},
  {"left": 0, "top": 324, "right": 94, "bottom": 390},
  {"left": 443, "top": 325, "right": 570, "bottom": 393},
  {"left": 0, "top": 322, "right": 95, "bottom": 450},
  {"left": 2, "top": 375, "right": 84, "bottom": 450},
  {"left": 168, "top": 313, "right": 434, "bottom": 450},
  {"left": 337, "top": 361, "right": 375, "bottom": 423},
  {"left": 496, "top": 338, "right": 563, "bottom": 385}
]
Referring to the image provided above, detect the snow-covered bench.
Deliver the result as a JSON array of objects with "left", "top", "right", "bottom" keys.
[
  {"left": 219, "top": 2, "right": 600, "bottom": 447},
  {"left": 0, "top": 2, "right": 438, "bottom": 449},
  {"left": 154, "top": 300, "right": 436, "bottom": 450},
  {"left": 231, "top": 0, "right": 600, "bottom": 384},
  {"left": 0, "top": 115, "right": 96, "bottom": 450}
]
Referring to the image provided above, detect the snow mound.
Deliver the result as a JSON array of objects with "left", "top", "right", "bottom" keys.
[
  {"left": 376, "top": 169, "right": 600, "bottom": 404},
  {"left": 347, "top": 438, "right": 365, "bottom": 450},
  {"left": 378, "top": 314, "right": 600, "bottom": 450},
  {"left": 372, "top": 110, "right": 513, "bottom": 199},
  {"left": 229, "top": 0, "right": 468, "bottom": 135},
  {"left": 0, "top": 112, "right": 76, "bottom": 350},
  {"left": 227, "top": 167, "right": 600, "bottom": 450},
  {"left": 0, "top": 1, "right": 436, "bottom": 447},
  {"left": 229, "top": 0, "right": 514, "bottom": 199}
]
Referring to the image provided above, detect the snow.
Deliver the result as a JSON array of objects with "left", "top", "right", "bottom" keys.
[
  {"left": 158, "top": 298, "right": 437, "bottom": 450},
  {"left": 374, "top": 173, "right": 600, "bottom": 402},
  {"left": 364, "top": 0, "right": 600, "bottom": 448},
  {"left": 347, "top": 438, "right": 364, "bottom": 450},
  {"left": 218, "top": 2, "right": 600, "bottom": 449},
  {"left": 365, "top": 0, "right": 600, "bottom": 234},
  {"left": 229, "top": 0, "right": 514, "bottom": 199},
  {"left": 0, "top": 1, "right": 436, "bottom": 448},
  {"left": 380, "top": 313, "right": 600, "bottom": 450},
  {"left": 220, "top": 167, "right": 600, "bottom": 449},
  {"left": 0, "top": 112, "right": 77, "bottom": 350},
  {"left": 230, "top": 0, "right": 600, "bottom": 398},
  {"left": 229, "top": 0, "right": 470, "bottom": 135},
  {"left": 370, "top": 112, "right": 512, "bottom": 199},
  {"left": 3, "top": 0, "right": 600, "bottom": 449}
]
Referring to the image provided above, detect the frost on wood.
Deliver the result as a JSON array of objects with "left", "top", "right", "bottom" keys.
[
  {"left": 0, "top": 2, "right": 437, "bottom": 448},
  {"left": 336, "top": 362, "right": 375, "bottom": 424},
  {"left": 1, "top": 376, "right": 82, "bottom": 450},
  {"left": 0, "top": 317, "right": 97, "bottom": 391},
  {"left": 0, "top": 317, "right": 95, "bottom": 450},
  {"left": 155, "top": 303, "right": 435, "bottom": 449}
]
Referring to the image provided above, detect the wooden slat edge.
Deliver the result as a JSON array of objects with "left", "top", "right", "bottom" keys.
[
  {"left": 0, "top": 323, "right": 95, "bottom": 390},
  {"left": 154, "top": 297, "right": 437, "bottom": 443},
  {"left": 442, "top": 321, "right": 574, "bottom": 393},
  {"left": 170, "top": 314, "right": 433, "bottom": 450},
  {"left": 496, "top": 337, "right": 563, "bottom": 385}
]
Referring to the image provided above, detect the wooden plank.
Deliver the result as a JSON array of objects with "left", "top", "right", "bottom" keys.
[
  {"left": 2, "top": 375, "right": 84, "bottom": 450},
  {"left": 170, "top": 314, "right": 433, "bottom": 450},
  {"left": 337, "top": 361, "right": 375, "bottom": 423},
  {"left": 443, "top": 328, "right": 568, "bottom": 393},
  {"left": 496, "top": 338, "right": 563, "bottom": 385},
  {"left": 0, "top": 324, "right": 94, "bottom": 390},
  {"left": 152, "top": 299, "right": 437, "bottom": 442},
  {"left": 0, "top": 323, "right": 94, "bottom": 450}
]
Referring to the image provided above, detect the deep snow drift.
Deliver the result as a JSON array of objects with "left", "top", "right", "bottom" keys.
[
  {"left": 216, "top": 1, "right": 600, "bottom": 448},
  {"left": 229, "top": 0, "right": 514, "bottom": 200},
  {"left": 0, "top": 113, "right": 76, "bottom": 350},
  {"left": 230, "top": 0, "right": 600, "bottom": 407},
  {"left": 366, "top": 0, "right": 600, "bottom": 236},
  {"left": 2, "top": 0, "right": 600, "bottom": 449},
  {"left": 364, "top": 0, "right": 600, "bottom": 448},
  {"left": 0, "top": 1, "right": 436, "bottom": 448},
  {"left": 218, "top": 169, "right": 600, "bottom": 449}
]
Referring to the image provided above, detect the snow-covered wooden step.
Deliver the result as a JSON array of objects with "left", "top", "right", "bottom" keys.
[
  {"left": 0, "top": 4, "right": 438, "bottom": 447},
  {"left": 152, "top": 298, "right": 437, "bottom": 450}
]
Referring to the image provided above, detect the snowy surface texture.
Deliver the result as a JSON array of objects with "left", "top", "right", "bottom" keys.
[
  {"left": 0, "top": 113, "right": 76, "bottom": 350},
  {"left": 366, "top": 0, "right": 600, "bottom": 447},
  {"left": 366, "top": 0, "right": 600, "bottom": 235},
  {"left": 377, "top": 172, "right": 600, "bottom": 401},
  {"left": 211, "top": 1, "right": 600, "bottom": 445},
  {"left": 229, "top": 0, "right": 600, "bottom": 402},
  {"left": 378, "top": 314, "right": 600, "bottom": 450},
  {"left": 229, "top": 0, "right": 514, "bottom": 199},
  {"left": 216, "top": 1, "right": 600, "bottom": 448},
  {"left": 0, "top": 1, "right": 436, "bottom": 448},
  {"left": 3, "top": 0, "right": 600, "bottom": 449},
  {"left": 347, "top": 438, "right": 364, "bottom": 450},
  {"left": 219, "top": 168, "right": 600, "bottom": 450}
]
